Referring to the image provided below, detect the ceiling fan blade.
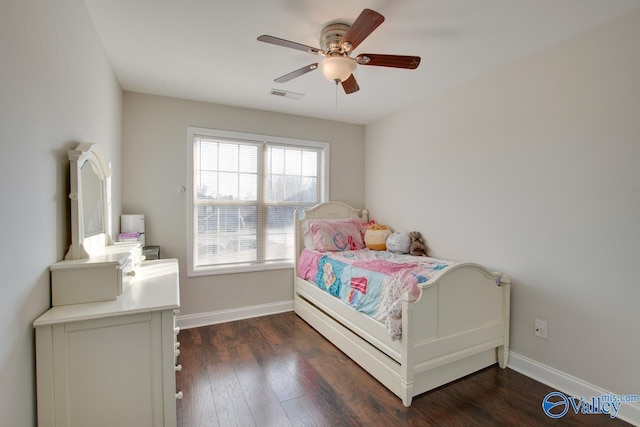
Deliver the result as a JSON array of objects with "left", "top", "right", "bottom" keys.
[
  {"left": 341, "top": 74, "right": 360, "bottom": 94},
  {"left": 340, "top": 9, "right": 385, "bottom": 52},
  {"left": 356, "top": 54, "right": 421, "bottom": 69},
  {"left": 257, "top": 35, "right": 323, "bottom": 55},
  {"left": 274, "top": 63, "right": 319, "bottom": 83}
]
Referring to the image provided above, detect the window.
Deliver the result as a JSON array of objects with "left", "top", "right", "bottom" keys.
[{"left": 187, "top": 127, "right": 328, "bottom": 276}]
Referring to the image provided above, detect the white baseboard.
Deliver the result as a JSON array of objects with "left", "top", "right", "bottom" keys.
[
  {"left": 176, "top": 300, "right": 294, "bottom": 330},
  {"left": 508, "top": 351, "right": 639, "bottom": 426}
]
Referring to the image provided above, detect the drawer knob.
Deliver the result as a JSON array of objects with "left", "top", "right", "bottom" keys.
[
  {"left": 175, "top": 364, "right": 182, "bottom": 372},
  {"left": 175, "top": 341, "right": 181, "bottom": 349},
  {"left": 175, "top": 391, "right": 184, "bottom": 400},
  {"left": 127, "top": 270, "right": 136, "bottom": 277},
  {"left": 174, "top": 349, "right": 180, "bottom": 357},
  {"left": 174, "top": 327, "right": 180, "bottom": 335}
]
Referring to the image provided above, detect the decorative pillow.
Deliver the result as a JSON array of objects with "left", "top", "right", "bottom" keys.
[{"left": 309, "top": 219, "right": 365, "bottom": 252}]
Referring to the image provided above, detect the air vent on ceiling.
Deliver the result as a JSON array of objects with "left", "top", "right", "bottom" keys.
[{"left": 270, "top": 89, "right": 304, "bottom": 100}]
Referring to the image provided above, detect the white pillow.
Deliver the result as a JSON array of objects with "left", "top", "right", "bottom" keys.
[{"left": 301, "top": 221, "right": 315, "bottom": 249}]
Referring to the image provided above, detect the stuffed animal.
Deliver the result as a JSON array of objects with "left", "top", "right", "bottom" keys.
[
  {"left": 386, "top": 231, "right": 411, "bottom": 254},
  {"left": 364, "top": 223, "right": 392, "bottom": 250},
  {"left": 408, "top": 231, "right": 427, "bottom": 256}
]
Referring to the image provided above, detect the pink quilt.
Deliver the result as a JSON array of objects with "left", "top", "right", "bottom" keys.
[{"left": 297, "top": 248, "right": 451, "bottom": 340}]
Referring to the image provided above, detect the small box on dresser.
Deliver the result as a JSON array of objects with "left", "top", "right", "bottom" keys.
[{"left": 50, "top": 244, "right": 140, "bottom": 306}]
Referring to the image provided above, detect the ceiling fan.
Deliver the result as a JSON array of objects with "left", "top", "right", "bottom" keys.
[{"left": 257, "top": 8, "right": 421, "bottom": 94}]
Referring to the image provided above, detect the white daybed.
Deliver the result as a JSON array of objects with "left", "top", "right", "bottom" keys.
[{"left": 294, "top": 201, "right": 511, "bottom": 406}]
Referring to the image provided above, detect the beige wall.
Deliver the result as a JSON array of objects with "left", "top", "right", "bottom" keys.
[
  {"left": 122, "top": 93, "right": 365, "bottom": 317},
  {"left": 0, "top": 0, "right": 123, "bottom": 425},
  {"left": 365, "top": 9, "right": 640, "bottom": 396}
]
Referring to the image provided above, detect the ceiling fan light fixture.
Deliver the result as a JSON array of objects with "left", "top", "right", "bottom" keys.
[
  {"left": 319, "top": 56, "right": 356, "bottom": 83},
  {"left": 258, "top": 9, "right": 419, "bottom": 95}
]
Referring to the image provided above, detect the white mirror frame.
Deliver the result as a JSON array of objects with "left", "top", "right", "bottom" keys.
[{"left": 65, "top": 143, "right": 113, "bottom": 260}]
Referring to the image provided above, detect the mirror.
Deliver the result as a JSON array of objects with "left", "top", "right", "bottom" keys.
[
  {"left": 81, "top": 161, "right": 104, "bottom": 237},
  {"left": 65, "top": 143, "right": 113, "bottom": 260}
]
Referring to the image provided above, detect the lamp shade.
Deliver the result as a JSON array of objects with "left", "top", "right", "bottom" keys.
[{"left": 319, "top": 56, "right": 356, "bottom": 82}]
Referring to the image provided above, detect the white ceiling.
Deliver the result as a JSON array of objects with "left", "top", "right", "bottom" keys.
[{"left": 84, "top": 0, "right": 640, "bottom": 125}]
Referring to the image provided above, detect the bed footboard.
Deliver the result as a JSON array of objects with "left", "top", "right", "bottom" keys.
[{"left": 400, "top": 265, "right": 511, "bottom": 406}]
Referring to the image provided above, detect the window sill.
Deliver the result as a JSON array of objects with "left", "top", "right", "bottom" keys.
[{"left": 187, "top": 261, "right": 295, "bottom": 277}]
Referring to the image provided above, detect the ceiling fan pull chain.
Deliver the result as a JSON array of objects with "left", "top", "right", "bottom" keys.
[{"left": 335, "top": 81, "right": 338, "bottom": 110}]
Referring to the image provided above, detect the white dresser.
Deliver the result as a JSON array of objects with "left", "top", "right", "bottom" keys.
[{"left": 34, "top": 259, "right": 181, "bottom": 427}]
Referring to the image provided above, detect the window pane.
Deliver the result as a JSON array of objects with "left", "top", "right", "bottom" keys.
[
  {"left": 239, "top": 145, "right": 257, "bottom": 173},
  {"left": 266, "top": 175, "right": 283, "bottom": 202},
  {"left": 300, "top": 177, "right": 317, "bottom": 203},
  {"left": 284, "top": 149, "right": 302, "bottom": 175},
  {"left": 267, "top": 147, "right": 319, "bottom": 203},
  {"left": 239, "top": 173, "right": 257, "bottom": 201},
  {"left": 197, "top": 139, "right": 218, "bottom": 169},
  {"left": 219, "top": 172, "right": 238, "bottom": 200},
  {"left": 202, "top": 143, "right": 217, "bottom": 166},
  {"left": 269, "top": 148, "right": 284, "bottom": 175},
  {"left": 219, "top": 143, "right": 238, "bottom": 172},
  {"left": 195, "top": 205, "right": 257, "bottom": 266},
  {"left": 240, "top": 205, "right": 257, "bottom": 231},
  {"left": 302, "top": 151, "right": 317, "bottom": 176},
  {"left": 197, "top": 171, "right": 217, "bottom": 199},
  {"left": 284, "top": 176, "right": 302, "bottom": 201}
]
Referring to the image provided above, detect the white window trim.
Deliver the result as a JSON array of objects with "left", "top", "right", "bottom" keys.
[{"left": 186, "top": 126, "right": 330, "bottom": 277}]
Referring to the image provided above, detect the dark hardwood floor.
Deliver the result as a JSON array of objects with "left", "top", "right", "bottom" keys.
[{"left": 176, "top": 312, "right": 630, "bottom": 426}]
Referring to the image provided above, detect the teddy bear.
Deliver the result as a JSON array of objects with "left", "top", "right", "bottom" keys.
[{"left": 408, "top": 231, "right": 428, "bottom": 256}]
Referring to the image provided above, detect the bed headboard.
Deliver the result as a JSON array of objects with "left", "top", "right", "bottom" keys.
[{"left": 294, "top": 201, "right": 368, "bottom": 260}]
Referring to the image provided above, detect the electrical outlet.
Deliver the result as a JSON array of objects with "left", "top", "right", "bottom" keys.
[{"left": 535, "top": 319, "right": 548, "bottom": 339}]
